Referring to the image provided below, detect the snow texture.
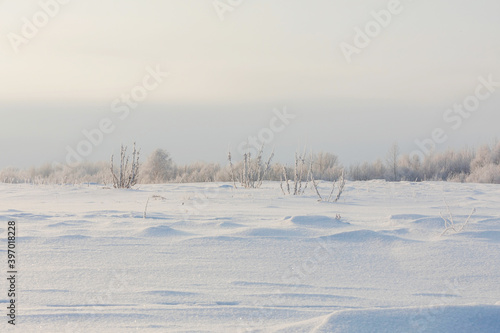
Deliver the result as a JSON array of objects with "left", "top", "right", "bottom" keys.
[{"left": 1, "top": 181, "right": 499, "bottom": 332}]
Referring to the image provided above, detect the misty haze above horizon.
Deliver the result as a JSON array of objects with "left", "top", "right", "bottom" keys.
[{"left": 0, "top": 0, "right": 499, "bottom": 169}]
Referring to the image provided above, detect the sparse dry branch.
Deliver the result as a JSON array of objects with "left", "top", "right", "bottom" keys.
[
  {"left": 334, "top": 170, "right": 346, "bottom": 202},
  {"left": 327, "top": 179, "right": 337, "bottom": 202},
  {"left": 230, "top": 145, "right": 273, "bottom": 189},
  {"left": 440, "top": 200, "right": 476, "bottom": 236},
  {"left": 143, "top": 196, "right": 150, "bottom": 219},
  {"left": 228, "top": 152, "right": 237, "bottom": 189},
  {"left": 310, "top": 172, "right": 322, "bottom": 201},
  {"left": 110, "top": 143, "right": 140, "bottom": 189}
]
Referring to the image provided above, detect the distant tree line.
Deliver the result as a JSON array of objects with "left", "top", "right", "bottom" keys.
[
  {"left": 1, "top": 141, "right": 499, "bottom": 185},
  {"left": 349, "top": 142, "right": 500, "bottom": 183}
]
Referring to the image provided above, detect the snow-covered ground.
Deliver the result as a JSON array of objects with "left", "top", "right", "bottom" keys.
[{"left": 1, "top": 181, "right": 500, "bottom": 332}]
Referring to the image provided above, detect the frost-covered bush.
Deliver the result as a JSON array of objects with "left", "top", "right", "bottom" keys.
[
  {"left": 0, "top": 162, "right": 110, "bottom": 185},
  {"left": 491, "top": 142, "right": 500, "bottom": 165},
  {"left": 227, "top": 148, "right": 274, "bottom": 188},
  {"left": 420, "top": 148, "right": 474, "bottom": 181},
  {"left": 0, "top": 167, "right": 27, "bottom": 183},
  {"left": 470, "top": 145, "right": 492, "bottom": 172},
  {"left": 397, "top": 154, "right": 422, "bottom": 181},
  {"left": 466, "top": 164, "right": 500, "bottom": 183},
  {"left": 61, "top": 161, "right": 110, "bottom": 184},
  {"left": 464, "top": 143, "right": 500, "bottom": 184},
  {"left": 349, "top": 159, "right": 386, "bottom": 181},
  {"left": 173, "top": 162, "right": 223, "bottom": 183},
  {"left": 140, "top": 149, "right": 173, "bottom": 183},
  {"left": 311, "top": 152, "right": 342, "bottom": 181},
  {"left": 2, "top": 142, "right": 500, "bottom": 185}
]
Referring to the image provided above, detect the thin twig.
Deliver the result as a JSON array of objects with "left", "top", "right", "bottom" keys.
[{"left": 143, "top": 196, "right": 150, "bottom": 219}]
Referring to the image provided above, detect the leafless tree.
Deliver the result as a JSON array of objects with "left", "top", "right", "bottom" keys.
[
  {"left": 386, "top": 142, "right": 400, "bottom": 181},
  {"left": 141, "top": 148, "right": 173, "bottom": 183}
]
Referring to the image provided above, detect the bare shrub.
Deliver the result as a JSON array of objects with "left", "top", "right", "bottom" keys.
[
  {"left": 280, "top": 150, "right": 309, "bottom": 195},
  {"left": 279, "top": 151, "right": 346, "bottom": 202},
  {"left": 229, "top": 145, "right": 274, "bottom": 189},
  {"left": 110, "top": 143, "right": 140, "bottom": 189},
  {"left": 313, "top": 169, "right": 346, "bottom": 202}
]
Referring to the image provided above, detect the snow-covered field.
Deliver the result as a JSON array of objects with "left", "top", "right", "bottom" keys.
[{"left": 1, "top": 181, "right": 500, "bottom": 332}]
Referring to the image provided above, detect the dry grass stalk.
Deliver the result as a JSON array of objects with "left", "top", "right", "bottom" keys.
[{"left": 440, "top": 200, "right": 476, "bottom": 236}]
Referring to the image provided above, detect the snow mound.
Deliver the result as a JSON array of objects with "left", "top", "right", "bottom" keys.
[
  {"left": 411, "top": 217, "right": 446, "bottom": 229},
  {"left": 43, "top": 235, "right": 91, "bottom": 242},
  {"left": 147, "top": 290, "right": 198, "bottom": 297},
  {"left": 318, "top": 230, "right": 411, "bottom": 243},
  {"left": 309, "top": 305, "right": 500, "bottom": 333},
  {"left": 48, "top": 222, "right": 77, "bottom": 228},
  {"left": 262, "top": 292, "right": 358, "bottom": 300},
  {"left": 390, "top": 214, "right": 446, "bottom": 229},
  {"left": 461, "top": 231, "right": 500, "bottom": 242},
  {"left": 6, "top": 212, "right": 51, "bottom": 221},
  {"left": 288, "top": 215, "right": 350, "bottom": 228},
  {"left": 390, "top": 214, "right": 428, "bottom": 220},
  {"left": 238, "top": 228, "right": 308, "bottom": 238},
  {"left": 218, "top": 221, "right": 244, "bottom": 228},
  {"left": 140, "top": 225, "right": 191, "bottom": 237},
  {"left": 380, "top": 228, "right": 410, "bottom": 236},
  {"left": 57, "top": 235, "right": 91, "bottom": 240}
]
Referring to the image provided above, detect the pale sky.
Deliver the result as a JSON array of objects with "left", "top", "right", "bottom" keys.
[{"left": 0, "top": 0, "right": 499, "bottom": 168}]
